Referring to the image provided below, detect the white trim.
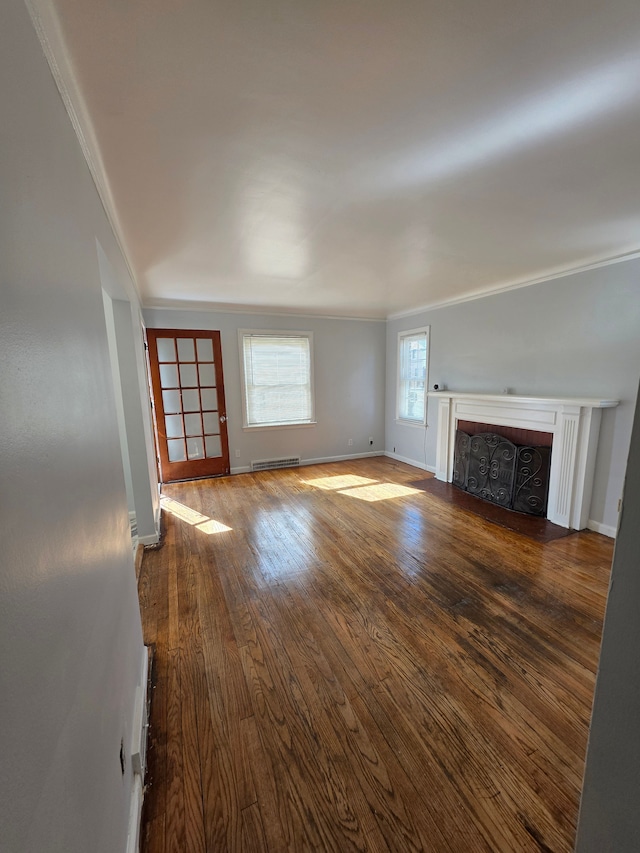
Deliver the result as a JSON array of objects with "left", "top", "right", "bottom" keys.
[
  {"left": 431, "top": 391, "right": 618, "bottom": 529},
  {"left": 28, "top": 0, "right": 640, "bottom": 335},
  {"left": 238, "top": 329, "right": 316, "bottom": 429},
  {"left": 24, "top": 1, "right": 141, "bottom": 305},
  {"left": 384, "top": 451, "right": 436, "bottom": 474},
  {"left": 143, "top": 301, "right": 384, "bottom": 322},
  {"left": 587, "top": 519, "right": 617, "bottom": 539},
  {"left": 242, "top": 421, "right": 317, "bottom": 432},
  {"left": 386, "top": 249, "right": 640, "bottom": 321},
  {"left": 395, "top": 419, "right": 428, "bottom": 429},
  {"left": 302, "top": 451, "right": 383, "bottom": 466},
  {"left": 138, "top": 530, "right": 160, "bottom": 546},
  {"left": 230, "top": 450, "right": 383, "bottom": 475},
  {"left": 130, "top": 648, "right": 149, "bottom": 779},
  {"left": 126, "top": 776, "right": 144, "bottom": 853},
  {"left": 427, "top": 391, "right": 619, "bottom": 408},
  {"left": 396, "top": 326, "right": 430, "bottom": 425},
  {"left": 385, "top": 451, "right": 617, "bottom": 531},
  {"left": 125, "top": 645, "right": 150, "bottom": 853},
  {"left": 137, "top": 502, "right": 160, "bottom": 544}
]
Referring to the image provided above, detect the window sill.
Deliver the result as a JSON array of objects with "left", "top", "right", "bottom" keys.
[
  {"left": 242, "top": 421, "right": 318, "bottom": 432},
  {"left": 395, "top": 419, "right": 427, "bottom": 429}
]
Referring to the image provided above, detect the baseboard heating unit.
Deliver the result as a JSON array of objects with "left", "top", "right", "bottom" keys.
[{"left": 251, "top": 456, "right": 301, "bottom": 472}]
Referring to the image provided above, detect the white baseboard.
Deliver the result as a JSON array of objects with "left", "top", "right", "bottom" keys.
[
  {"left": 131, "top": 647, "right": 149, "bottom": 778},
  {"left": 384, "top": 450, "right": 436, "bottom": 474},
  {"left": 587, "top": 519, "right": 617, "bottom": 538},
  {"left": 230, "top": 451, "right": 384, "bottom": 476},
  {"left": 126, "top": 645, "right": 150, "bottom": 853},
  {"left": 138, "top": 531, "right": 160, "bottom": 545},
  {"left": 302, "top": 451, "right": 384, "bottom": 466},
  {"left": 138, "top": 503, "right": 162, "bottom": 545},
  {"left": 126, "top": 775, "right": 144, "bottom": 853}
]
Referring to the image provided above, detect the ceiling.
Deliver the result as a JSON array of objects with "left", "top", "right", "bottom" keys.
[{"left": 38, "top": 0, "right": 640, "bottom": 318}]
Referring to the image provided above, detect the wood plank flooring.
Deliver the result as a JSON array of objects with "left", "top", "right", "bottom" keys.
[{"left": 138, "top": 458, "right": 613, "bottom": 852}]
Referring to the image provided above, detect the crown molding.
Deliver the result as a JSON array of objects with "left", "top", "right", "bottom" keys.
[
  {"left": 24, "top": 0, "right": 142, "bottom": 305},
  {"left": 386, "top": 248, "right": 640, "bottom": 321},
  {"left": 21, "top": 2, "right": 640, "bottom": 324},
  {"left": 142, "top": 299, "right": 385, "bottom": 323}
]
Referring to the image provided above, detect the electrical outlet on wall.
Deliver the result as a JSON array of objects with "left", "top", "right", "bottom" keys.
[
  {"left": 348, "top": 438, "right": 353, "bottom": 446},
  {"left": 369, "top": 436, "right": 374, "bottom": 445},
  {"left": 235, "top": 450, "right": 241, "bottom": 458}
]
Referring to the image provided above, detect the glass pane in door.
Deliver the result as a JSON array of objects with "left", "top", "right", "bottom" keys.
[
  {"left": 187, "top": 437, "right": 205, "bottom": 460},
  {"left": 160, "top": 364, "right": 179, "bottom": 388},
  {"left": 198, "top": 363, "right": 216, "bottom": 387},
  {"left": 184, "top": 413, "right": 202, "bottom": 436},
  {"left": 196, "top": 338, "right": 214, "bottom": 361},
  {"left": 165, "top": 414, "right": 184, "bottom": 439},
  {"left": 156, "top": 338, "right": 176, "bottom": 361},
  {"left": 202, "top": 411, "right": 219, "bottom": 434},
  {"left": 167, "top": 439, "right": 187, "bottom": 462},
  {"left": 177, "top": 338, "right": 195, "bottom": 362},
  {"left": 182, "top": 389, "right": 200, "bottom": 411},
  {"left": 162, "top": 389, "right": 182, "bottom": 413},
  {"left": 179, "top": 364, "right": 198, "bottom": 387},
  {"left": 201, "top": 388, "right": 218, "bottom": 411},
  {"left": 205, "top": 435, "right": 222, "bottom": 458}
]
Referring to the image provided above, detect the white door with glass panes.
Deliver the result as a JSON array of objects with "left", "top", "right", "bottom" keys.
[{"left": 147, "top": 329, "right": 230, "bottom": 482}]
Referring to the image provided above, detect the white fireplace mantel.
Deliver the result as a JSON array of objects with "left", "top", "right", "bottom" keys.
[{"left": 429, "top": 392, "right": 619, "bottom": 530}]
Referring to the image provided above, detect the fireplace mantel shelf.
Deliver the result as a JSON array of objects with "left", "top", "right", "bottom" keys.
[
  {"left": 430, "top": 391, "right": 619, "bottom": 531},
  {"left": 428, "top": 391, "right": 619, "bottom": 409}
]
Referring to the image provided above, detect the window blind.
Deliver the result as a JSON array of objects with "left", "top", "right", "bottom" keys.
[{"left": 242, "top": 334, "right": 313, "bottom": 426}]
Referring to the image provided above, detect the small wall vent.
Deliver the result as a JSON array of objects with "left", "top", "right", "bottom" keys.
[{"left": 251, "top": 456, "right": 300, "bottom": 472}]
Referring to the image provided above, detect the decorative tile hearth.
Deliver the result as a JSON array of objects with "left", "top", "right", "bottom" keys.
[{"left": 429, "top": 392, "right": 618, "bottom": 530}]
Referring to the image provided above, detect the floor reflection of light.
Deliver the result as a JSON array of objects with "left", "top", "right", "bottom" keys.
[
  {"left": 253, "top": 505, "right": 317, "bottom": 578},
  {"left": 337, "top": 484, "right": 422, "bottom": 502},
  {"left": 160, "top": 496, "right": 232, "bottom": 535},
  {"left": 195, "top": 519, "right": 233, "bottom": 535},
  {"left": 301, "top": 474, "right": 379, "bottom": 491},
  {"left": 161, "top": 496, "right": 208, "bottom": 524}
]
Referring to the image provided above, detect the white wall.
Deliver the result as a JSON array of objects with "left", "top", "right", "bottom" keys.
[
  {"left": 98, "top": 242, "right": 160, "bottom": 542},
  {"left": 143, "top": 308, "right": 386, "bottom": 472},
  {"left": 0, "top": 1, "right": 146, "bottom": 849},
  {"left": 386, "top": 261, "right": 640, "bottom": 532},
  {"left": 103, "top": 290, "right": 136, "bottom": 514},
  {"left": 576, "top": 380, "right": 640, "bottom": 850},
  {"left": 111, "top": 298, "right": 160, "bottom": 540}
]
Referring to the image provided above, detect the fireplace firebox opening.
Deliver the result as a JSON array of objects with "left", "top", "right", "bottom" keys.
[{"left": 453, "top": 422, "right": 553, "bottom": 517}]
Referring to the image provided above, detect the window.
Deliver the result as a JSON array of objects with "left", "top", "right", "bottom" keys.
[
  {"left": 239, "top": 330, "right": 315, "bottom": 428},
  {"left": 397, "top": 327, "right": 429, "bottom": 424}
]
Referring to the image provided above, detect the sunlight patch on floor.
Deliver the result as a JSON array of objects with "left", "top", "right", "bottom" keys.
[
  {"left": 301, "top": 474, "right": 378, "bottom": 490},
  {"left": 195, "top": 518, "right": 233, "bottom": 534},
  {"left": 337, "top": 483, "right": 423, "bottom": 502},
  {"left": 161, "top": 496, "right": 232, "bottom": 535}
]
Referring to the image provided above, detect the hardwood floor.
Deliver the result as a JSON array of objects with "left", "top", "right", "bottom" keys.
[{"left": 138, "top": 457, "right": 613, "bottom": 852}]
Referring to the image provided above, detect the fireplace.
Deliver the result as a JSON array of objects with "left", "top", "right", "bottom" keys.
[
  {"left": 430, "top": 392, "right": 618, "bottom": 530},
  {"left": 453, "top": 428, "right": 551, "bottom": 516}
]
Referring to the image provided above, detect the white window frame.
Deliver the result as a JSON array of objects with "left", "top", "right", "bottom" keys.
[
  {"left": 396, "top": 326, "right": 430, "bottom": 426},
  {"left": 238, "top": 329, "right": 316, "bottom": 430}
]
